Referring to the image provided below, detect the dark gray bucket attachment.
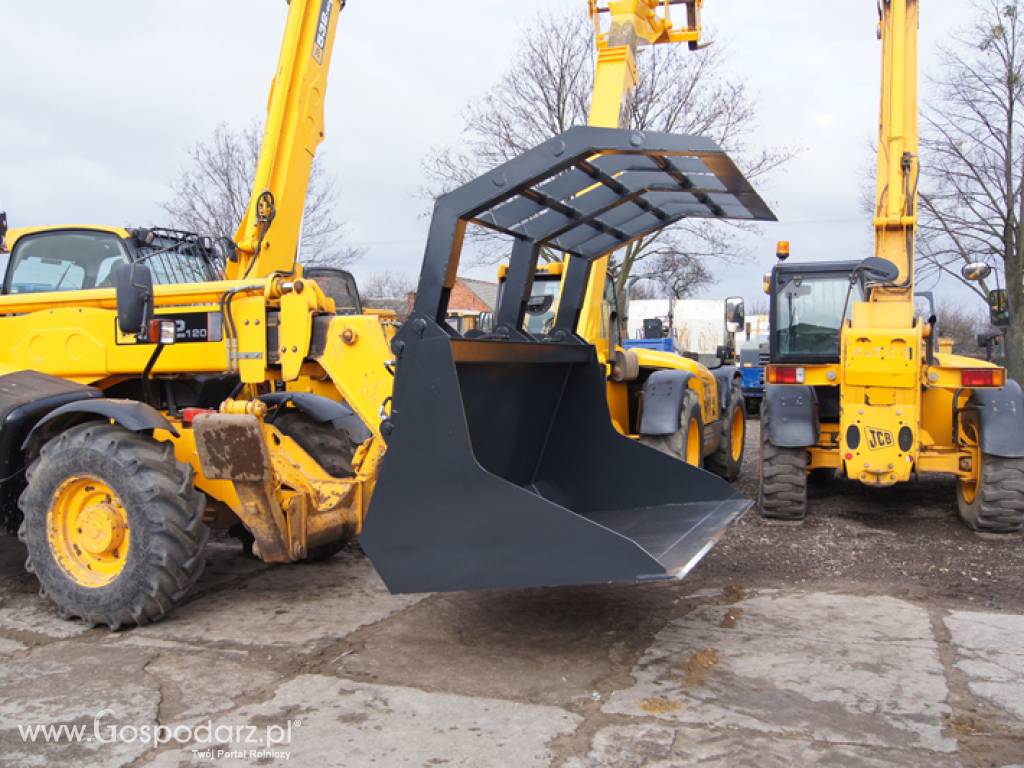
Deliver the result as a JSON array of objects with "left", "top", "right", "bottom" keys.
[
  {"left": 361, "top": 329, "right": 751, "bottom": 593},
  {"left": 361, "top": 126, "right": 774, "bottom": 594}
]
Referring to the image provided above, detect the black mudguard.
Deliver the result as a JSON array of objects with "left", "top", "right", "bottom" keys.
[
  {"left": 639, "top": 370, "right": 694, "bottom": 436},
  {"left": 969, "top": 379, "right": 1024, "bottom": 458},
  {"left": 0, "top": 371, "right": 103, "bottom": 530},
  {"left": 25, "top": 398, "right": 178, "bottom": 451},
  {"left": 712, "top": 366, "right": 740, "bottom": 412},
  {"left": 261, "top": 391, "right": 372, "bottom": 443},
  {"left": 762, "top": 384, "right": 819, "bottom": 448}
]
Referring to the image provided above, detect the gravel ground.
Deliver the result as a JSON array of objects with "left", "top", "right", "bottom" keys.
[
  {"left": 0, "top": 420, "right": 1021, "bottom": 767},
  {"left": 695, "top": 420, "right": 1024, "bottom": 613}
]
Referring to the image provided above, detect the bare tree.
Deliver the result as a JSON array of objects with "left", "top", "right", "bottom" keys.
[
  {"left": 361, "top": 270, "right": 416, "bottom": 300},
  {"left": 632, "top": 250, "right": 715, "bottom": 300},
  {"left": 423, "top": 11, "right": 792, "bottom": 301},
  {"left": 746, "top": 298, "right": 770, "bottom": 317},
  {"left": 163, "top": 122, "right": 361, "bottom": 269},
  {"left": 936, "top": 304, "right": 991, "bottom": 355},
  {"left": 917, "top": 0, "right": 1024, "bottom": 381}
]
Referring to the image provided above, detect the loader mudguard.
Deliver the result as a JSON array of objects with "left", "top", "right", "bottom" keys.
[
  {"left": 0, "top": 371, "right": 102, "bottom": 493},
  {"left": 24, "top": 398, "right": 178, "bottom": 450},
  {"left": 362, "top": 126, "right": 776, "bottom": 594},
  {"left": 639, "top": 370, "right": 694, "bottom": 436},
  {"left": 968, "top": 379, "right": 1024, "bottom": 458},
  {"left": 763, "top": 384, "right": 819, "bottom": 448},
  {"left": 260, "top": 391, "right": 371, "bottom": 443},
  {"left": 712, "top": 366, "right": 741, "bottom": 411}
]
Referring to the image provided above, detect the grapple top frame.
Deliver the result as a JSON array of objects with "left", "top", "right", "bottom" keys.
[{"left": 413, "top": 126, "right": 776, "bottom": 343}]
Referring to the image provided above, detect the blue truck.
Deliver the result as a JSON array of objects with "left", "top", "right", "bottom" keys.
[{"left": 738, "top": 336, "right": 769, "bottom": 415}]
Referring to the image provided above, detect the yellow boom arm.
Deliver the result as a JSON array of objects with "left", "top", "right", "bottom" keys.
[
  {"left": 576, "top": 0, "right": 703, "bottom": 350},
  {"left": 872, "top": 0, "right": 919, "bottom": 298},
  {"left": 228, "top": 0, "right": 344, "bottom": 280}
]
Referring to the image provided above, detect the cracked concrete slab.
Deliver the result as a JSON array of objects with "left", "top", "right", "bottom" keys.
[
  {"left": 142, "top": 652, "right": 281, "bottom": 721},
  {"left": 135, "top": 548, "right": 424, "bottom": 648},
  {"left": 146, "top": 674, "right": 581, "bottom": 768},
  {"left": 565, "top": 723, "right": 961, "bottom": 768},
  {"left": 946, "top": 611, "right": 1024, "bottom": 721},
  {"left": 0, "top": 643, "right": 159, "bottom": 768},
  {"left": 604, "top": 591, "right": 956, "bottom": 753},
  {"left": 0, "top": 593, "right": 91, "bottom": 639}
]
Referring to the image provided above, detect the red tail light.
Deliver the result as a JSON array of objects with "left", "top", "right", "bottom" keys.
[
  {"left": 962, "top": 368, "right": 1004, "bottom": 388},
  {"left": 182, "top": 407, "right": 216, "bottom": 427},
  {"left": 767, "top": 365, "right": 804, "bottom": 384}
]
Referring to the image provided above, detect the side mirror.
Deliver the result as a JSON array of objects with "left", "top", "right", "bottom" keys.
[
  {"left": 113, "top": 262, "right": 154, "bottom": 336},
  {"left": 977, "top": 332, "right": 1001, "bottom": 348},
  {"left": 0, "top": 211, "right": 7, "bottom": 249},
  {"left": 961, "top": 262, "right": 993, "bottom": 282},
  {"left": 856, "top": 257, "right": 900, "bottom": 284},
  {"left": 988, "top": 288, "right": 1010, "bottom": 327},
  {"left": 725, "top": 296, "right": 745, "bottom": 333}
]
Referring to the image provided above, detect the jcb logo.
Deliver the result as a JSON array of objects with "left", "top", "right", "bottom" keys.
[{"left": 866, "top": 427, "right": 894, "bottom": 450}]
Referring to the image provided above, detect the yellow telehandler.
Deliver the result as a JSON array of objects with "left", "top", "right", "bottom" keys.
[
  {"left": 0, "top": 0, "right": 771, "bottom": 627},
  {"left": 493, "top": 0, "right": 761, "bottom": 480},
  {"left": 758, "top": 0, "right": 1024, "bottom": 532}
]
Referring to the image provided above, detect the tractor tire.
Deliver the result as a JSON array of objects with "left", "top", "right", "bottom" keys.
[
  {"left": 758, "top": 402, "right": 808, "bottom": 520},
  {"left": 957, "top": 411, "right": 1024, "bottom": 533},
  {"left": 640, "top": 391, "right": 703, "bottom": 468},
  {"left": 273, "top": 411, "right": 357, "bottom": 560},
  {"left": 706, "top": 385, "right": 746, "bottom": 482},
  {"left": 18, "top": 423, "right": 208, "bottom": 630},
  {"left": 273, "top": 410, "right": 359, "bottom": 478}
]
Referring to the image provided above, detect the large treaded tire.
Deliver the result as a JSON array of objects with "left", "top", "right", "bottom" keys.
[
  {"left": 706, "top": 383, "right": 745, "bottom": 482},
  {"left": 758, "top": 402, "right": 808, "bottom": 520},
  {"left": 18, "top": 423, "right": 208, "bottom": 630},
  {"left": 957, "top": 412, "right": 1024, "bottom": 533},
  {"left": 639, "top": 391, "right": 703, "bottom": 468},
  {"left": 273, "top": 410, "right": 358, "bottom": 561}
]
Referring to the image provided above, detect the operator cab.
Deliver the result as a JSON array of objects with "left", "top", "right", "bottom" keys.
[
  {"left": 302, "top": 266, "right": 363, "bottom": 315},
  {"left": 767, "top": 259, "right": 865, "bottom": 364},
  {"left": 496, "top": 261, "right": 625, "bottom": 348},
  {"left": 1, "top": 226, "right": 224, "bottom": 295}
]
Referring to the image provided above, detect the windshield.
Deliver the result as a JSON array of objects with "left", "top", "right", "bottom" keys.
[
  {"left": 524, "top": 277, "right": 562, "bottom": 335},
  {"left": 137, "top": 236, "right": 222, "bottom": 285},
  {"left": 775, "top": 274, "right": 862, "bottom": 358}
]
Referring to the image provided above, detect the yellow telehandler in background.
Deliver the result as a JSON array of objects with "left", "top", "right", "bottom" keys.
[
  {"left": 493, "top": 0, "right": 760, "bottom": 480},
  {"left": 758, "top": 0, "right": 1024, "bottom": 532},
  {"left": 0, "top": 0, "right": 772, "bottom": 627}
]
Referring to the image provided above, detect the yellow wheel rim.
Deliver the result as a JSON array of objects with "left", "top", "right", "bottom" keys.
[
  {"left": 730, "top": 408, "right": 745, "bottom": 462},
  {"left": 47, "top": 476, "right": 130, "bottom": 588},
  {"left": 685, "top": 418, "right": 701, "bottom": 466},
  {"left": 959, "top": 421, "right": 980, "bottom": 505}
]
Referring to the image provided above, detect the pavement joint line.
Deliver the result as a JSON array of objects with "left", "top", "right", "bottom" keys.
[{"left": 925, "top": 602, "right": 1024, "bottom": 763}]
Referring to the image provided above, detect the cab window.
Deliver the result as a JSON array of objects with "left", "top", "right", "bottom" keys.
[
  {"left": 602, "top": 274, "right": 623, "bottom": 348},
  {"left": 6, "top": 231, "right": 129, "bottom": 294}
]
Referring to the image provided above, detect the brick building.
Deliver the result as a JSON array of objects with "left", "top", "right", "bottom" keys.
[{"left": 405, "top": 276, "right": 498, "bottom": 317}]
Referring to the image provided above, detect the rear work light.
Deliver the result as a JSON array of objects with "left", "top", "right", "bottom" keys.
[
  {"left": 146, "top": 319, "right": 177, "bottom": 345},
  {"left": 767, "top": 365, "right": 805, "bottom": 384},
  {"left": 962, "top": 368, "right": 1005, "bottom": 388}
]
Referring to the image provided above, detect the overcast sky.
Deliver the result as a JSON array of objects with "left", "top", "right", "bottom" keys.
[{"left": 1, "top": 0, "right": 978, "bottom": 309}]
